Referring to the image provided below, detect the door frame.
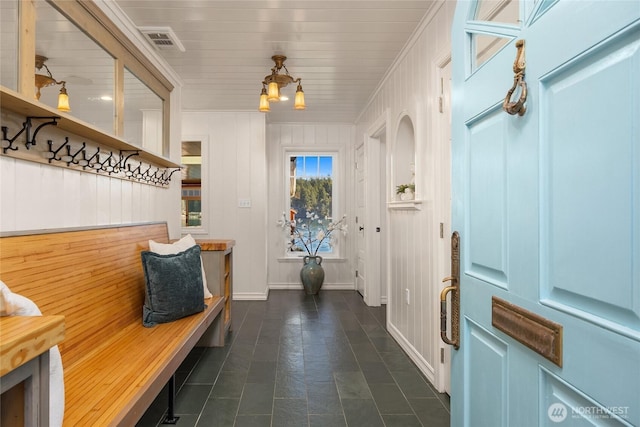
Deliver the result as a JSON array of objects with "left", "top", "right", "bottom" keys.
[
  {"left": 360, "top": 109, "right": 390, "bottom": 307},
  {"left": 433, "top": 52, "right": 452, "bottom": 394}
]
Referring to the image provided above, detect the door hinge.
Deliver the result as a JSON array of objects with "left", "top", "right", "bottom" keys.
[
  {"left": 438, "top": 96, "right": 444, "bottom": 113},
  {"left": 440, "top": 222, "right": 444, "bottom": 239},
  {"left": 355, "top": 270, "right": 358, "bottom": 278},
  {"left": 440, "top": 348, "right": 445, "bottom": 363}
]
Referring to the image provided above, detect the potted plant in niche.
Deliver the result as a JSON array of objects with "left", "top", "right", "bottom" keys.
[
  {"left": 396, "top": 183, "right": 415, "bottom": 201},
  {"left": 277, "top": 211, "right": 348, "bottom": 294}
]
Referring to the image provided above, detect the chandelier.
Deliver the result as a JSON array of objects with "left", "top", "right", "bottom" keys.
[
  {"left": 259, "top": 55, "right": 305, "bottom": 112},
  {"left": 35, "top": 55, "right": 71, "bottom": 112}
]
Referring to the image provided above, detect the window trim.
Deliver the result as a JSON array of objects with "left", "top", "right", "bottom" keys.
[{"left": 181, "top": 135, "right": 209, "bottom": 235}]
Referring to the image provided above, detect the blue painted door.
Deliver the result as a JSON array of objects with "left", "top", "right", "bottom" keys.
[{"left": 451, "top": 1, "right": 640, "bottom": 426}]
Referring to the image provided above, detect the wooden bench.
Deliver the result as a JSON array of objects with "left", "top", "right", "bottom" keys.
[{"left": 0, "top": 222, "right": 226, "bottom": 426}]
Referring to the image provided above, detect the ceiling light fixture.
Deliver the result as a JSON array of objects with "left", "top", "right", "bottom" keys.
[
  {"left": 259, "top": 55, "right": 305, "bottom": 112},
  {"left": 34, "top": 55, "right": 71, "bottom": 112}
]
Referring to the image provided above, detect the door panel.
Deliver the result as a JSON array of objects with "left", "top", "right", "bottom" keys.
[
  {"left": 466, "top": 107, "right": 509, "bottom": 287},
  {"left": 464, "top": 319, "right": 508, "bottom": 426},
  {"left": 451, "top": 1, "right": 640, "bottom": 426},
  {"left": 539, "top": 28, "right": 640, "bottom": 336}
]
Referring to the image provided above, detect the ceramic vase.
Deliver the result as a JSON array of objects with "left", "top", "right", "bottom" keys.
[{"left": 300, "top": 255, "right": 325, "bottom": 295}]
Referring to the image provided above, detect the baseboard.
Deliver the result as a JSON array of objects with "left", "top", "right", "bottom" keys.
[
  {"left": 232, "top": 289, "right": 269, "bottom": 300},
  {"left": 387, "top": 321, "right": 436, "bottom": 385},
  {"left": 234, "top": 283, "right": 356, "bottom": 299},
  {"left": 269, "top": 283, "right": 356, "bottom": 290}
]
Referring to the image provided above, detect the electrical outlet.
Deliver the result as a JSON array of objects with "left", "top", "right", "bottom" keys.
[
  {"left": 405, "top": 288, "right": 410, "bottom": 305},
  {"left": 238, "top": 199, "right": 251, "bottom": 208}
]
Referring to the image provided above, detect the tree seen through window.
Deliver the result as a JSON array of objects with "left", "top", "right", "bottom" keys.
[{"left": 289, "top": 155, "right": 334, "bottom": 254}]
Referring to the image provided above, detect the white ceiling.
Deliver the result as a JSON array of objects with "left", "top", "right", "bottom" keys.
[{"left": 113, "top": 0, "right": 437, "bottom": 123}]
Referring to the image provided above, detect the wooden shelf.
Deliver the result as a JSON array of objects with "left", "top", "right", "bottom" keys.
[
  {"left": 1, "top": 86, "right": 180, "bottom": 168},
  {"left": 388, "top": 200, "right": 423, "bottom": 210}
]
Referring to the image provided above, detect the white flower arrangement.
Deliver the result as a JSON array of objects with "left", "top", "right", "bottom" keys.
[{"left": 278, "top": 211, "right": 348, "bottom": 256}]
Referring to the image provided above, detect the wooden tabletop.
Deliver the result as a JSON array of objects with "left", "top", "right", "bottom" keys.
[
  {"left": 196, "top": 239, "right": 235, "bottom": 251},
  {"left": 0, "top": 316, "right": 65, "bottom": 376}
]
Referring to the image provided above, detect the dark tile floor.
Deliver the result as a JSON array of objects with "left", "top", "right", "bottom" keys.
[{"left": 137, "top": 290, "right": 450, "bottom": 427}]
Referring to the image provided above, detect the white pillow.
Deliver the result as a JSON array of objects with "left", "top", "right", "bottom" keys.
[
  {"left": 0, "top": 281, "right": 65, "bottom": 427},
  {"left": 148, "top": 234, "right": 213, "bottom": 298}
]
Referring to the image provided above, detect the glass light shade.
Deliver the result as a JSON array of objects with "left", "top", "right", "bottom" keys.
[
  {"left": 267, "top": 81, "right": 280, "bottom": 102},
  {"left": 259, "top": 92, "right": 270, "bottom": 112},
  {"left": 294, "top": 86, "right": 305, "bottom": 110},
  {"left": 57, "top": 86, "right": 71, "bottom": 112}
]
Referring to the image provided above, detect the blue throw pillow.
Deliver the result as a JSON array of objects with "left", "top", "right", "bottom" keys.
[{"left": 141, "top": 244, "right": 206, "bottom": 327}]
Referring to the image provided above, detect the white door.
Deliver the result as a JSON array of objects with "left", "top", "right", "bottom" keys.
[
  {"left": 355, "top": 142, "right": 366, "bottom": 296},
  {"left": 449, "top": 1, "right": 640, "bottom": 426}
]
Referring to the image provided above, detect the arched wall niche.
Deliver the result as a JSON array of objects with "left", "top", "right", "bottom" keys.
[{"left": 393, "top": 113, "right": 416, "bottom": 201}]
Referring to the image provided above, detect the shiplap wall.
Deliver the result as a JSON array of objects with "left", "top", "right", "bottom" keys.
[
  {"left": 355, "top": 1, "right": 455, "bottom": 386},
  {"left": 266, "top": 123, "right": 356, "bottom": 291},
  {"left": 0, "top": 90, "right": 183, "bottom": 238},
  {"left": 181, "top": 112, "right": 268, "bottom": 300}
]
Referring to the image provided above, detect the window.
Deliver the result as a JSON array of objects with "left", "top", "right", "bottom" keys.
[
  {"left": 286, "top": 153, "right": 337, "bottom": 255},
  {"left": 181, "top": 141, "right": 202, "bottom": 227}
]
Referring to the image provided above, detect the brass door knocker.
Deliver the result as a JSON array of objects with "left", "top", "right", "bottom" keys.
[{"left": 503, "top": 39, "right": 527, "bottom": 116}]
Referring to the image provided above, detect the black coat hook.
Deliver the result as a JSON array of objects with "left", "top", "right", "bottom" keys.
[
  {"left": 44, "top": 137, "right": 71, "bottom": 163},
  {"left": 61, "top": 142, "right": 86, "bottom": 166},
  {"left": 92, "top": 151, "right": 113, "bottom": 173},
  {"left": 82, "top": 147, "right": 100, "bottom": 169}
]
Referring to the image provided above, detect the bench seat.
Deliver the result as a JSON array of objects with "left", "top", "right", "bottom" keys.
[
  {"left": 64, "top": 296, "right": 223, "bottom": 426},
  {"left": 0, "top": 222, "right": 227, "bottom": 426}
]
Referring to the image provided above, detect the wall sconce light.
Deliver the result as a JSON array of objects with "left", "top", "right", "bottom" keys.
[
  {"left": 35, "top": 55, "right": 71, "bottom": 112},
  {"left": 259, "top": 55, "right": 305, "bottom": 112}
]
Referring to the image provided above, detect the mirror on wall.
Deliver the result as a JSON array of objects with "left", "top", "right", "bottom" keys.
[
  {"left": 181, "top": 141, "right": 202, "bottom": 228},
  {"left": 124, "top": 67, "right": 164, "bottom": 153},
  {"left": 0, "top": 0, "right": 19, "bottom": 90},
  {"left": 35, "top": 0, "right": 115, "bottom": 133}
]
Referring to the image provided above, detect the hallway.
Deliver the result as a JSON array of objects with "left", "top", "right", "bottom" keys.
[{"left": 138, "top": 290, "right": 450, "bottom": 426}]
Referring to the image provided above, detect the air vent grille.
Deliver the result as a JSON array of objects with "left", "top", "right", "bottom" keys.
[{"left": 138, "top": 26, "right": 185, "bottom": 52}]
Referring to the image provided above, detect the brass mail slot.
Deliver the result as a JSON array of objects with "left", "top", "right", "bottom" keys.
[{"left": 492, "top": 296, "right": 563, "bottom": 367}]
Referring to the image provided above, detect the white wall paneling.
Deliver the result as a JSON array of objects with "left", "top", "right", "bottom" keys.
[
  {"left": 355, "top": 1, "right": 455, "bottom": 391},
  {"left": 267, "top": 123, "right": 357, "bottom": 292},
  {"left": 182, "top": 111, "right": 268, "bottom": 300},
  {"left": 0, "top": 154, "right": 178, "bottom": 233}
]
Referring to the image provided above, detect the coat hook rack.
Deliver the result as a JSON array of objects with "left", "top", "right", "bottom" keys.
[
  {"left": 1, "top": 116, "right": 59, "bottom": 154},
  {"left": 44, "top": 137, "right": 71, "bottom": 163}
]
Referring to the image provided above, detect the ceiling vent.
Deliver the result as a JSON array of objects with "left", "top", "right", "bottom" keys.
[{"left": 138, "top": 26, "right": 185, "bottom": 52}]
